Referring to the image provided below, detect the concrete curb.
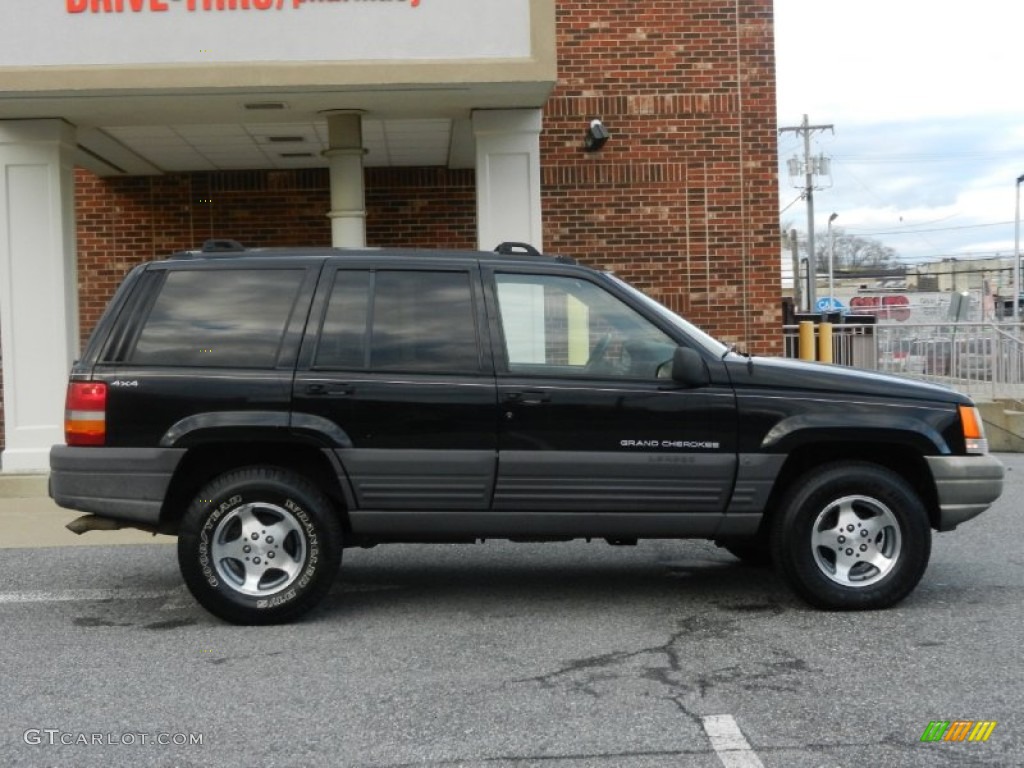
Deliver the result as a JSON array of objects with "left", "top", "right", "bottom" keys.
[{"left": 0, "top": 473, "right": 49, "bottom": 498}]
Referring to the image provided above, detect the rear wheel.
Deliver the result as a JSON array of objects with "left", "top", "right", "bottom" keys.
[
  {"left": 771, "top": 462, "right": 931, "bottom": 610},
  {"left": 177, "top": 466, "right": 343, "bottom": 625}
]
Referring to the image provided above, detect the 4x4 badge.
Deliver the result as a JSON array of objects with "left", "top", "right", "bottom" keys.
[{"left": 110, "top": 380, "right": 139, "bottom": 387}]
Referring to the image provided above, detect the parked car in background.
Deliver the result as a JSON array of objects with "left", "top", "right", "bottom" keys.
[
  {"left": 954, "top": 337, "right": 995, "bottom": 381},
  {"left": 905, "top": 338, "right": 952, "bottom": 376}
]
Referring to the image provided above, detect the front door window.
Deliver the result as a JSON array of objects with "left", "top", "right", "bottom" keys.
[{"left": 494, "top": 273, "right": 676, "bottom": 379}]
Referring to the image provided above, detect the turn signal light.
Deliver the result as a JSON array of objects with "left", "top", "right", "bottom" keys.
[
  {"left": 65, "top": 382, "right": 107, "bottom": 446},
  {"left": 958, "top": 404, "right": 988, "bottom": 455}
]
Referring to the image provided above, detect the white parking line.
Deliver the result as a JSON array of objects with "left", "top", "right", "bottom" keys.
[
  {"left": 0, "top": 588, "right": 174, "bottom": 604},
  {"left": 702, "top": 715, "right": 766, "bottom": 768},
  {"left": 0, "top": 583, "right": 403, "bottom": 607}
]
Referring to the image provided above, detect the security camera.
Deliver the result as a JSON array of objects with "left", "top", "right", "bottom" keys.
[{"left": 584, "top": 118, "right": 610, "bottom": 152}]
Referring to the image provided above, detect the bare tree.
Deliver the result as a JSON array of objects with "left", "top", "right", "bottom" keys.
[
  {"left": 798, "top": 228, "right": 898, "bottom": 272},
  {"left": 780, "top": 222, "right": 899, "bottom": 273}
]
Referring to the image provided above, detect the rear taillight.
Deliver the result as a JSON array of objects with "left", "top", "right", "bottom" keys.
[
  {"left": 958, "top": 404, "right": 988, "bottom": 455},
  {"left": 65, "top": 382, "right": 107, "bottom": 446}
]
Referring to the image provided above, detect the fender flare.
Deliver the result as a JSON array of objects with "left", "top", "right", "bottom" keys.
[
  {"left": 160, "top": 411, "right": 352, "bottom": 448},
  {"left": 760, "top": 412, "right": 950, "bottom": 455}
]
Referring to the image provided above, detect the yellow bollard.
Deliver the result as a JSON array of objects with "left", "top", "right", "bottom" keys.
[
  {"left": 818, "top": 322, "right": 833, "bottom": 363},
  {"left": 798, "top": 321, "right": 816, "bottom": 361}
]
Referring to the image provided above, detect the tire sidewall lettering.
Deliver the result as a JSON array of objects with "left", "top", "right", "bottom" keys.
[
  {"left": 282, "top": 499, "right": 321, "bottom": 595},
  {"left": 197, "top": 494, "right": 243, "bottom": 588},
  {"left": 255, "top": 496, "right": 319, "bottom": 609}
]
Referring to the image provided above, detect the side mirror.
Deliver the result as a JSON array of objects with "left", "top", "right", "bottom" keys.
[{"left": 671, "top": 346, "right": 710, "bottom": 387}]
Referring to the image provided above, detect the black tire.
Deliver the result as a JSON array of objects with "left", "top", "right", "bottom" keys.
[
  {"left": 770, "top": 462, "right": 931, "bottom": 610},
  {"left": 177, "top": 466, "right": 343, "bottom": 625}
]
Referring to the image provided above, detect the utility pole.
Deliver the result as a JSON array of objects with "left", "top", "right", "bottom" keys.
[
  {"left": 1015, "top": 173, "right": 1024, "bottom": 324},
  {"left": 780, "top": 114, "right": 834, "bottom": 311}
]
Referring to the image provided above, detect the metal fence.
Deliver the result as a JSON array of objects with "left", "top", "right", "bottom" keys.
[{"left": 782, "top": 321, "right": 1024, "bottom": 401}]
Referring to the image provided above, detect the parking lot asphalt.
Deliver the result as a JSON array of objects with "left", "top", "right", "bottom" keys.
[
  {"left": 0, "top": 474, "right": 173, "bottom": 549},
  {"left": 0, "top": 456, "right": 1021, "bottom": 767}
]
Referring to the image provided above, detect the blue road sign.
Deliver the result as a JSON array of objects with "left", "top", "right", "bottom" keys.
[{"left": 815, "top": 297, "right": 844, "bottom": 313}]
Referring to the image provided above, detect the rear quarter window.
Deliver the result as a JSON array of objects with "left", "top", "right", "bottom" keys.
[{"left": 129, "top": 268, "right": 305, "bottom": 368}]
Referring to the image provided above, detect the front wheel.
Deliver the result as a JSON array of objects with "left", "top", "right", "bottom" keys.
[
  {"left": 771, "top": 462, "right": 931, "bottom": 610},
  {"left": 178, "top": 467, "right": 343, "bottom": 625}
]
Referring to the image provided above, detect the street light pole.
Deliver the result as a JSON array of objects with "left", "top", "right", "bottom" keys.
[
  {"left": 827, "top": 212, "right": 838, "bottom": 313},
  {"left": 1015, "top": 174, "right": 1024, "bottom": 323}
]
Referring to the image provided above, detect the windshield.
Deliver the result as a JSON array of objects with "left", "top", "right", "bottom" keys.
[{"left": 603, "top": 274, "right": 731, "bottom": 357}]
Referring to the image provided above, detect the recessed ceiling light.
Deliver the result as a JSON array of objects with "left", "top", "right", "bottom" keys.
[
  {"left": 268, "top": 136, "right": 304, "bottom": 143},
  {"left": 279, "top": 152, "right": 314, "bottom": 158},
  {"left": 243, "top": 102, "right": 287, "bottom": 111}
]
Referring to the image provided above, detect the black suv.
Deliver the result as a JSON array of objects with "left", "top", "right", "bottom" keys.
[{"left": 50, "top": 242, "right": 1004, "bottom": 623}]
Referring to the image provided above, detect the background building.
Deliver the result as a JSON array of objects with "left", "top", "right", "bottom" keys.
[{"left": 0, "top": 0, "right": 779, "bottom": 470}]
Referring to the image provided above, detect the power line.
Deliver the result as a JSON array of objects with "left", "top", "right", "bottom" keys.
[
  {"left": 833, "top": 150, "right": 1024, "bottom": 165},
  {"left": 779, "top": 195, "right": 804, "bottom": 215},
  {"left": 848, "top": 220, "right": 1015, "bottom": 236},
  {"left": 825, "top": 156, "right": 946, "bottom": 256}
]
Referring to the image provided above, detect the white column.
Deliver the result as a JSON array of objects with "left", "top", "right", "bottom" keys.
[
  {"left": 0, "top": 120, "right": 79, "bottom": 472},
  {"left": 472, "top": 109, "right": 544, "bottom": 252},
  {"left": 323, "top": 111, "right": 367, "bottom": 248}
]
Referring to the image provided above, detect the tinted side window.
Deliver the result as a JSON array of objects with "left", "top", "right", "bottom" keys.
[
  {"left": 316, "top": 271, "right": 371, "bottom": 369},
  {"left": 130, "top": 268, "right": 305, "bottom": 368},
  {"left": 495, "top": 273, "right": 676, "bottom": 378},
  {"left": 315, "top": 270, "right": 481, "bottom": 374}
]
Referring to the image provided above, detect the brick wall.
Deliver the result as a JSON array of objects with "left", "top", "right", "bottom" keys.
[
  {"left": 367, "top": 168, "right": 476, "bottom": 249},
  {"left": 542, "top": 0, "right": 780, "bottom": 353},
  {"left": 73, "top": 167, "right": 477, "bottom": 346}
]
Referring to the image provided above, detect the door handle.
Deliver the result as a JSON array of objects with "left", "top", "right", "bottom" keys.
[
  {"left": 504, "top": 390, "right": 551, "bottom": 405},
  {"left": 305, "top": 383, "right": 355, "bottom": 396}
]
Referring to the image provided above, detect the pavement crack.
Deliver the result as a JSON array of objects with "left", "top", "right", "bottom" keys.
[
  {"left": 510, "top": 624, "right": 694, "bottom": 697},
  {"left": 511, "top": 616, "right": 809, "bottom": 703},
  {"left": 667, "top": 695, "right": 704, "bottom": 727}
]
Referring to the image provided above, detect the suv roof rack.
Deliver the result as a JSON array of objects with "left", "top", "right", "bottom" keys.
[
  {"left": 495, "top": 241, "right": 541, "bottom": 257},
  {"left": 202, "top": 238, "right": 246, "bottom": 253},
  {"left": 494, "top": 241, "right": 577, "bottom": 265}
]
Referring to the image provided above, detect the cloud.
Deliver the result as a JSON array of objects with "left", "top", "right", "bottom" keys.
[
  {"left": 775, "top": 1, "right": 1024, "bottom": 125},
  {"left": 775, "top": 1, "right": 1024, "bottom": 263}
]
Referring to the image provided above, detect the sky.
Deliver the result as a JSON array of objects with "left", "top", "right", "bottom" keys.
[{"left": 774, "top": 1, "right": 1024, "bottom": 266}]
